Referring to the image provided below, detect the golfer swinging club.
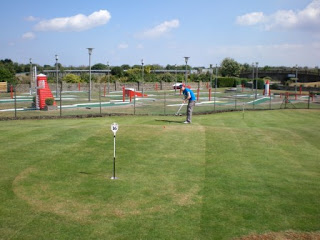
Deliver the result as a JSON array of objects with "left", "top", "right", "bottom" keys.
[{"left": 181, "top": 84, "right": 196, "bottom": 124}]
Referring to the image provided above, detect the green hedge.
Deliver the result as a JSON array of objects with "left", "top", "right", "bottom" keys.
[{"left": 216, "top": 77, "right": 249, "bottom": 87}]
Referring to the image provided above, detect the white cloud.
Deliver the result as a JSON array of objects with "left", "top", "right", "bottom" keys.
[
  {"left": 138, "top": 19, "right": 179, "bottom": 39},
  {"left": 236, "top": 12, "right": 265, "bottom": 26},
  {"left": 118, "top": 43, "right": 128, "bottom": 49},
  {"left": 22, "top": 32, "right": 36, "bottom": 40},
  {"left": 236, "top": 0, "right": 320, "bottom": 31},
  {"left": 33, "top": 10, "right": 111, "bottom": 32},
  {"left": 25, "top": 16, "right": 39, "bottom": 22}
]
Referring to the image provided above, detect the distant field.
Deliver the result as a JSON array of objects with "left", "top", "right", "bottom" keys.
[{"left": 0, "top": 109, "right": 319, "bottom": 239}]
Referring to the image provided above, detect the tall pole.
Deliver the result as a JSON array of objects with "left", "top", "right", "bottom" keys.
[
  {"left": 295, "top": 64, "right": 298, "bottom": 93},
  {"left": 60, "top": 80, "right": 62, "bottom": 117},
  {"left": 252, "top": 63, "right": 255, "bottom": 92},
  {"left": 55, "top": 55, "right": 59, "bottom": 98},
  {"left": 29, "top": 58, "right": 32, "bottom": 95},
  {"left": 210, "top": 64, "right": 213, "bottom": 88},
  {"left": 214, "top": 64, "right": 218, "bottom": 111},
  {"left": 255, "top": 62, "right": 258, "bottom": 99},
  {"left": 175, "top": 64, "right": 177, "bottom": 94},
  {"left": 184, "top": 57, "right": 189, "bottom": 85},
  {"left": 141, "top": 59, "right": 144, "bottom": 97},
  {"left": 87, "top": 48, "right": 94, "bottom": 101},
  {"left": 107, "top": 61, "right": 110, "bottom": 94}
]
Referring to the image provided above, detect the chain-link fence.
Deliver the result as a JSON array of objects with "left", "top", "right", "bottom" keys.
[{"left": 0, "top": 82, "right": 319, "bottom": 119}]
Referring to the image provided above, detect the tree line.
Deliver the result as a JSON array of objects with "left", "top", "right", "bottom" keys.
[{"left": 1, "top": 57, "right": 318, "bottom": 85}]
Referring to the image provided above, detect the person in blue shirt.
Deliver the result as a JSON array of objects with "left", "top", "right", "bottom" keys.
[{"left": 181, "top": 84, "right": 196, "bottom": 124}]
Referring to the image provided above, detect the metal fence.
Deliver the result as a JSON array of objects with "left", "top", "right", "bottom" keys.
[{"left": 0, "top": 83, "right": 319, "bottom": 119}]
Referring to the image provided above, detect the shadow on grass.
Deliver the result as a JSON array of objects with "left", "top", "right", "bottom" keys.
[
  {"left": 155, "top": 119, "right": 184, "bottom": 124},
  {"left": 78, "top": 171, "right": 106, "bottom": 176}
]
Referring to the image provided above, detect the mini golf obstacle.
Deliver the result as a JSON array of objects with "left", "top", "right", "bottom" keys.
[
  {"left": 123, "top": 87, "right": 148, "bottom": 102},
  {"left": 36, "top": 74, "right": 56, "bottom": 110}
]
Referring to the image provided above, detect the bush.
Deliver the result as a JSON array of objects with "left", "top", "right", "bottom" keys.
[
  {"left": 240, "top": 78, "right": 248, "bottom": 85},
  {"left": 270, "top": 83, "right": 279, "bottom": 90},
  {"left": 253, "top": 79, "right": 265, "bottom": 89},
  {"left": 45, "top": 98, "right": 54, "bottom": 106},
  {"left": 79, "top": 73, "right": 97, "bottom": 83},
  {"left": 217, "top": 77, "right": 237, "bottom": 87},
  {"left": 63, "top": 74, "right": 81, "bottom": 83},
  {"left": 160, "top": 73, "right": 175, "bottom": 82}
]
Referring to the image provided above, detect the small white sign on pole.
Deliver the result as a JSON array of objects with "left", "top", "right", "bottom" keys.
[
  {"left": 111, "top": 123, "right": 119, "bottom": 135},
  {"left": 110, "top": 123, "right": 119, "bottom": 179}
]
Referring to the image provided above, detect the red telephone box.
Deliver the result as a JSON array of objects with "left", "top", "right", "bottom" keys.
[{"left": 37, "top": 74, "right": 56, "bottom": 110}]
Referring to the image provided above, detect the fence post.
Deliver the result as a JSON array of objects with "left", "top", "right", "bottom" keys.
[
  {"left": 60, "top": 81, "right": 62, "bottom": 117},
  {"left": 209, "top": 88, "right": 211, "bottom": 101},
  {"left": 10, "top": 85, "right": 13, "bottom": 99},
  {"left": 300, "top": 85, "right": 302, "bottom": 95},
  {"left": 235, "top": 91, "right": 237, "bottom": 110},
  {"left": 252, "top": 91, "right": 255, "bottom": 109},
  {"left": 164, "top": 92, "right": 166, "bottom": 115},
  {"left": 99, "top": 83, "right": 102, "bottom": 114},
  {"left": 134, "top": 89, "right": 136, "bottom": 115},
  {"left": 197, "top": 88, "right": 200, "bottom": 101},
  {"left": 269, "top": 94, "right": 272, "bottom": 110},
  {"left": 122, "top": 86, "right": 125, "bottom": 102},
  {"left": 14, "top": 85, "right": 17, "bottom": 118}
]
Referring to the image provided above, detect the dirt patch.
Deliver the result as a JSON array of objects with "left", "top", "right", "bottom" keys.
[{"left": 235, "top": 231, "right": 320, "bottom": 240}]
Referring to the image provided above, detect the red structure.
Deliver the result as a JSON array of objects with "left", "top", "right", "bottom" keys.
[
  {"left": 37, "top": 74, "right": 56, "bottom": 110},
  {"left": 263, "top": 80, "right": 271, "bottom": 96},
  {"left": 123, "top": 87, "right": 148, "bottom": 102}
]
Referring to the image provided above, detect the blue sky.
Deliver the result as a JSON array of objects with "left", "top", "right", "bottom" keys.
[{"left": 1, "top": 0, "right": 319, "bottom": 68}]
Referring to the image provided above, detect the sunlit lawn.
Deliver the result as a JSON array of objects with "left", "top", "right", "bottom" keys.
[{"left": 0, "top": 109, "right": 319, "bottom": 239}]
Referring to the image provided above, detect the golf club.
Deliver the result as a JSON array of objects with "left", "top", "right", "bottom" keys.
[{"left": 175, "top": 102, "right": 184, "bottom": 116}]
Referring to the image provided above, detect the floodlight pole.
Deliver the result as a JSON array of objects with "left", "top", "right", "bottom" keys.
[
  {"left": 55, "top": 54, "right": 59, "bottom": 98},
  {"left": 252, "top": 63, "right": 255, "bottom": 92},
  {"left": 210, "top": 64, "right": 213, "bottom": 88},
  {"left": 87, "top": 48, "right": 94, "bottom": 101},
  {"left": 175, "top": 64, "right": 177, "bottom": 94},
  {"left": 184, "top": 57, "right": 189, "bottom": 85},
  {"left": 215, "top": 64, "right": 218, "bottom": 91},
  {"left": 141, "top": 59, "right": 144, "bottom": 97},
  {"left": 107, "top": 61, "right": 110, "bottom": 94},
  {"left": 255, "top": 62, "right": 258, "bottom": 99},
  {"left": 295, "top": 64, "right": 298, "bottom": 93},
  {"left": 29, "top": 58, "right": 32, "bottom": 95},
  {"left": 214, "top": 64, "right": 218, "bottom": 112}
]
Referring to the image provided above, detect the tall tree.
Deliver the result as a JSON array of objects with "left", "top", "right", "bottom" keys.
[
  {"left": 0, "top": 64, "right": 14, "bottom": 83},
  {"left": 111, "top": 66, "right": 124, "bottom": 77},
  {"left": 220, "top": 58, "right": 240, "bottom": 77},
  {"left": 92, "top": 63, "right": 106, "bottom": 70}
]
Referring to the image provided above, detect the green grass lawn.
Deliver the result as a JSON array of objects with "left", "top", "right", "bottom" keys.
[{"left": 0, "top": 109, "right": 319, "bottom": 239}]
